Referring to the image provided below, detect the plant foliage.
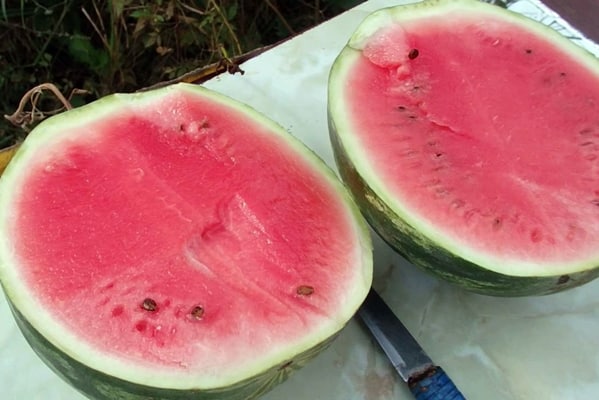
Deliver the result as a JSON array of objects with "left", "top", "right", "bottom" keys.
[{"left": 0, "top": 0, "right": 362, "bottom": 147}]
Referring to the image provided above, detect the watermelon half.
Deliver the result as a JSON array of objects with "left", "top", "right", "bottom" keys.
[
  {"left": 0, "top": 83, "right": 372, "bottom": 399},
  {"left": 328, "top": 0, "right": 599, "bottom": 296}
]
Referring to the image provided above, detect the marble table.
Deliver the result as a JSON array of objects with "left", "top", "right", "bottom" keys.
[{"left": 2, "top": 1, "right": 599, "bottom": 399}]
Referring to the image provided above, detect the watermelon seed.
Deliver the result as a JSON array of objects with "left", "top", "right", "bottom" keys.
[
  {"left": 525, "top": 49, "right": 532, "bottom": 54},
  {"left": 591, "top": 199, "right": 599, "bottom": 207},
  {"left": 190, "top": 305, "right": 205, "bottom": 320},
  {"left": 579, "top": 128, "right": 593, "bottom": 136},
  {"left": 557, "top": 275, "right": 570, "bottom": 285},
  {"left": 560, "top": 72, "right": 567, "bottom": 77},
  {"left": 413, "top": 86, "right": 420, "bottom": 91},
  {"left": 296, "top": 285, "right": 315, "bottom": 296},
  {"left": 141, "top": 298, "right": 158, "bottom": 312},
  {"left": 580, "top": 141, "right": 594, "bottom": 147},
  {"left": 492, "top": 218, "right": 502, "bottom": 230},
  {"left": 435, "top": 152, "right": 443, "bottom": 158},
  {"left": 408, "top": 49, "right": 419, "bottom": 60},
  {"left": 397, "top": 105, "right": 407, "bottom": 111},
  {"left": 408, "top": 115, "right": 417, "bottom": 119}
]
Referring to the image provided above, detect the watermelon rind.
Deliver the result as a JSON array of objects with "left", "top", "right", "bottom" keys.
[
  {"left": 0, "top": 83, "right": 373, "bottom": 398},
  {"left": 9, "top": 302, "right": 337, "bottom": 400},
  {"left": 328, "top": 0, "right": 599, "bottom": 296}
]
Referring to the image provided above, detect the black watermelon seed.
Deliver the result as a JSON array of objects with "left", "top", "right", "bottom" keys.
[
  {"left": 141, "top": 298, "right": 157, "bottom": 312},
  {"left": 408, "top": 49, "right": 419, "bottom": 60},
  {"left": 190, "top": 305, "right": 205, "bottom": 320}
]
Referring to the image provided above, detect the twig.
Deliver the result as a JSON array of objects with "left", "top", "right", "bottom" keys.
[
  {"left": 3, "top": 83, "right": 86, "bottom": 131},
  {"left": 138, "top": 41, "right": 280, "bottom": 91},
  {"left": 208, "top": 0, "right": 242, "bottom": 55},
  {"left": 265, "top": 0, "right": 296, "bottom": 35}
]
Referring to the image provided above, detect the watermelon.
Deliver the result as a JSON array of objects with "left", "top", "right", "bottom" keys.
[
  {"left": 328, "top": 0, "right": 599, "bottom": 296},
  {"left": 0, "top": 83, "right": 372, "bottom": 399}
]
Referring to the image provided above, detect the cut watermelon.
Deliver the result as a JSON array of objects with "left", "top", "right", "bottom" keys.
[
  {"left": 328, "top": 0, "right": 599, "bottom": 296},
  {"left": 0, "top": 83, "right": 372, "bottom": 399}
]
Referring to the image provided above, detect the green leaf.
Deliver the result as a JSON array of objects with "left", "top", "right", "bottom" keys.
[
  {"left": 68, "top": 34, "right": 109, "bottom": 75},
  {"left": 227, "top": 3, "right": 238, "bottom": 20}
]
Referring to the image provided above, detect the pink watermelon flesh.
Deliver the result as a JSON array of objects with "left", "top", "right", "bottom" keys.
[
  {"left": 347, "top": 13, "right": 599, "bottom": 264},
  {"left": 12, "top": 91, "right": 360, "bottom": 373}
]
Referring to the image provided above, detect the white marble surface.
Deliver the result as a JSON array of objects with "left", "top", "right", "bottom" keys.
[{"left": 2, "top": 0, "right": 599, "bottom": 399}]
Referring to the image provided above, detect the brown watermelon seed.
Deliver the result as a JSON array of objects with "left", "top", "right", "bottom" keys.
[
  {"left": 296, "top": 285, "right": 315, "bottom": 296},
  {"left": 557, "top": 275, "right": 570, "bottom": 285},
  {"left": 408, "top": 49, "right": 419, "bottom": 60},
  {"left": 190, "top": 305, "right": 205, "bottom": 320},
  {"left": 397, "top": 105, "right": 407, "bottom": 111},
  {"left": 141, "top": 298, "right": 158, "bottom": 312}
]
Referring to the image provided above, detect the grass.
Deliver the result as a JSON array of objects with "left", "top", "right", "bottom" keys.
[{"left": 0, "top": 0, "right": 363, "bottom": 149}]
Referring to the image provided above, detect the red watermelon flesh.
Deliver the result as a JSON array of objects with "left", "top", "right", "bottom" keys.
[
  {"left": 344, "top": 11, "right": 599, "bottom": 269},
  {"left": 5, "top": 87, "right": 369, "bottom": 384}
]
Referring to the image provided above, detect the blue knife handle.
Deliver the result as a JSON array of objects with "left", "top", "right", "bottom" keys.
[{"left": 409, "top": 367, "right": 466, "bottom": 400}]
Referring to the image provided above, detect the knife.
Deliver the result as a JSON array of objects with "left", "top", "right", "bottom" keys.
[{"left": 357, "top": 289, "right": 466, "bottom": 400}]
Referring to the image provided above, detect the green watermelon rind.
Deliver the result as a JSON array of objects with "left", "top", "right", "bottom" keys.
[
  {"left": 327, "top": 0, "right": 599, "bottom": 296},
  {"left": 8, "top": 299, "right": 338, "bottom": 400},
  {"left": 329, "top": 116, "right": 599, "bottom": 296},
  {"left": 0, "top": 83, "right": 373, "bottom": 396}
]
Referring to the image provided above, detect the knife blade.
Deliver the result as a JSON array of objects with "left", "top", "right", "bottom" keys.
[{"left": 358, "top": 289, "right": 466, "bottom": 399}]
